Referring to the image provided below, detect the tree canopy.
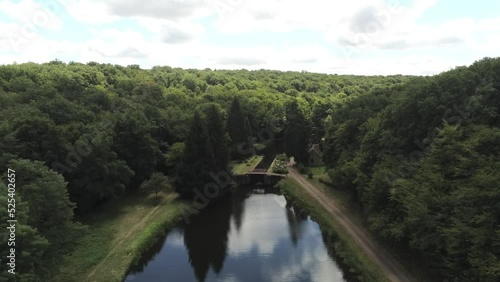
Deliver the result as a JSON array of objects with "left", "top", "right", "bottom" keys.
[{"left": 0, "top": 58, "right": 498, "bottom": 280}]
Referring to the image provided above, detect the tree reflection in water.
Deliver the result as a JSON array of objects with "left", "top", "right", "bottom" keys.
[
  {"left": 126, "top": 188, "right": 355, "bottom": 282},
  {"left": 285, "top": 201, "right": 307, "bottom": 246},
  {"left": 183, "top": 196, "right": 233, "bottom": 282}
]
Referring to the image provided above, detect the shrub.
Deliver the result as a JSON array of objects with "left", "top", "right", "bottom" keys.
[
  {"left": 297, "top": 163, "right": 310, "bottom": 174},
  {"left": 276, "top": 153, "right": 288, "bottom": 162},
  {"left": 272, "top": 155, "right": 288, "bottom": 174}
]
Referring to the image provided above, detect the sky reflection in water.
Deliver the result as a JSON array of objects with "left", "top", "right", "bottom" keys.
[{"left": 127, "top": 189, "right": 350, "bottom": 282}]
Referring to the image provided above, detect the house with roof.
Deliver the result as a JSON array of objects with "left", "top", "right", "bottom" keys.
[{"left": 308, "top": 144, "right": 324, "bottom": 167}]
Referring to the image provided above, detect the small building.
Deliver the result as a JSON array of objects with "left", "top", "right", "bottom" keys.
[{"left": 308, "top": 144, "right": 324, "bottom": 167}]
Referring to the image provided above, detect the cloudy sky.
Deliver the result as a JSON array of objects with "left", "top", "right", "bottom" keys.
[{"left": 0, "top": 0, "right": 499, "bottom": 75}]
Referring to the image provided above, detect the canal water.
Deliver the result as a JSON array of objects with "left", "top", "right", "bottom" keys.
[{"left": 126, "top": 187, "right": 355, "bottom": 282}]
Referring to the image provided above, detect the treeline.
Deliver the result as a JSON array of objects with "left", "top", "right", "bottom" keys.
[
  {"left": 0, "top": 60, "right": 401, "bottom": 280},
  {"left": 323, "top": 57, "right": 500, "bottom": 281},
  {"left": 1, "top": 58, "right": 497, "bottom": 281}
]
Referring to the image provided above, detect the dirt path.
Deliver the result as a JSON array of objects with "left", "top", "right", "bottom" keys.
[
  {"left": 288, "top": 167, "right": 413, "bottom": 282},
  {"left": 87, "top": 194, "right": 175, "bottom": 281}
]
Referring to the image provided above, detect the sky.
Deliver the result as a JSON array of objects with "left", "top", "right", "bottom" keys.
[{"left": 0, "top": 0, "right": 499, "bottom": 75}]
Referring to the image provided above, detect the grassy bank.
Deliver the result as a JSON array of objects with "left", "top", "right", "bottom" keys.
[
  {"left": 54, "top": 192, "right": 192, "bottom": 282},
  {"left": 306, "top": 170, "right": 365, "bottom": 226},
  {"left": 309, "top": 166, "right": 327, "bottom": 176},
  {"left": 231, "top": 155, "right": 263, "bottom": 175},
  {"left": 306, "top": 171, "right": 429, "bottom": 281},
  {"left": 279, "top": 178, "right": 386, "bottom": 282}
]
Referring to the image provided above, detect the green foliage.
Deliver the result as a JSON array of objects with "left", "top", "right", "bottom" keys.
[
  {"left": 323, "top": 57, "right": 500, "bottom": 281},
  {"left": 165, "top": 142, "right": 185, "bottom": 174},
  {"left": 177, "top": 112, "right": 214, "bottom": 197},
  {"left": 1, "top": 58, "right": 498, "bottom": 281},
  {"left": 280, "top": 179, "right": 386, "bottom": 282},
  {"left": 140, "top": 172, "right": 173, "bottom": 200},
  {"left": 296, "top": 163, "right": 310, "bottom": 174},
  {"left": 0, "top": 182, "right": 49, "bottom": 281},
  {"left": 390, "top": 125, "right": 500, "bottom": 280},
  {"left": 204, "top": 104, "right": 230, "bottom": 171},
  {"left": 226, "top": 96, "right": 249, "bottom": 158},
  {"left": 1, "top": 159, "right": 85, "bottom": 280},
  {"left": 112, "top": 109, "right": 161, "bottom": 189},
  {"left": 271, "top": 154, "right": 288, "bottom": 174},
  {"left": 276, "top": 153, "right": 288, "bottom": 162},
  {"left": 284, "top": 100, "right": 310, "bottom": 164},
  {"left": 177, "top": 106, "right": 230, "bottom": 198}
]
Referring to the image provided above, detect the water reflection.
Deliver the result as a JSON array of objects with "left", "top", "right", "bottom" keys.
[
  {"left": 231, "top": 188, "right": 249, "bottom": 232},
  {"left": 127, "top": 187, "right": 355, "bottom": 282},
  {"left": 184, "top": 194, "right": 232, "bottom": 281},
  {"left": 285, "top": 202, "right": 307, "bottom": 247}
]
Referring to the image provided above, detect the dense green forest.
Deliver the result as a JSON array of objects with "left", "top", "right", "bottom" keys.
[
  {"left": 0, "top": 58, "right": 498, "bottom": 281},
  {"left": 322, "top": 58, "right": 500, "bottom": 280}
]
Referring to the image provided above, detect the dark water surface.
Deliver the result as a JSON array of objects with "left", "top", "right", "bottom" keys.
[
  {"left": 126, "top": 187, "right": 355, "bottom": 282},
  {"left": 254, "top": 142, "right": 279, "bottom": 170}
]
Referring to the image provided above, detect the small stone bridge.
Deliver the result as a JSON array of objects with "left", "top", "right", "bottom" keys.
[{"left": 234, "top": 168, "right": 286, "bottom": 186}]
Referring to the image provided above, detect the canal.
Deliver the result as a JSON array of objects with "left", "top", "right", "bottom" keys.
[{"left": 126, "top": 187, "right": 356, "bottom": 282}]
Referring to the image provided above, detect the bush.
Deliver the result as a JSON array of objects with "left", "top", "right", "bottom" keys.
[
  {"left": 318, "top": 175, "right": 333, "bottom": 186},
  {"left": 273, "top": 166, "right": 288, "bottom": 174},
  {"left": 276, "top": 153, "right": 288, "bottom": 162},
  {"left": 297, "top": 163, "right": 310, "bottom": 174},
  {"left": 272, "top": 154, "right": 288, "bottom": 174}
]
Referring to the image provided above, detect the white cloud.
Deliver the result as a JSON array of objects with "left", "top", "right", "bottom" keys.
[
  {"left": 165, "top": 229, "right": 185, "bottom": 247},
  {"left": 0, "top": 0, "right": 64, "bottom": 30},
  {"left": 324, "top": 55, "right": 458, "bottom": 75},
  {"left": 219, "top": 276, "right": 241, "bottom": 282},
  {"left": 141, "top": 19, "right": 205, "bottom": 44},
  {"left": 213, "top": 0, "right": 400, "bottom": 34},
  {"left": 0, "top": 37, "right": 84, "bottom": 64},
  {"left": 251, "top": 211, "right": 347, "bottom": 282},
  {"left": 65, "top": 0, "right": 212, "bottom": 25},
  {"left": 226, "top": 195, "right": 289, "bottom": 256},
  {"left": 0, "top": 0, "right": 66, "bottom": 53},
  {"left": 85, "top": 28, "right": 150, "bottom": 59},
  {"left": 106, "top": 0, "right": 210, "bottom": 20},
  {"left": 323, "top": 0, "right": 436, "bottom": 50},
  {"left": 1, "top": 0, "right": 499, "bottom": 75},
  {"left": 64, "top": 1, "right": 120, "bottom": 25}
]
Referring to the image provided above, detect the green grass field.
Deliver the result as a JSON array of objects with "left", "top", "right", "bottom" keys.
[
  {"left": 54, "top": 192, "right": 191, "bottom": 282},
  {"left": 231, "top": 155, "right": 263, "bottom": 175},
  {"left": 309, "top": 166, "right": 327, "bottom": 176}
]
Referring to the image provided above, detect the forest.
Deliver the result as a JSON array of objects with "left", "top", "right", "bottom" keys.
[{"left": 0, "top": 58, "right": 498, "bottom": 281}]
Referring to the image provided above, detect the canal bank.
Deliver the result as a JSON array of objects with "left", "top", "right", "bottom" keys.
[
  {"left": 279, "top": 177, "right": 386, "bottom": 282},
  {"left": 54, "top": 149, "right": 387, "bottom": 282},
  {"left": 125, "top": 185, "right": 359, "bottom": 282},
  {"left": 53, "top": 193, "right": 192, "bottom": 282},
  {"left": 282, "top": 168, "right": 414, "bottom": 282}
]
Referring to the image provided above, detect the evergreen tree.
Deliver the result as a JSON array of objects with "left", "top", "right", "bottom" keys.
[
  {"left": 284, "top": 100, "right": 310, "bottom": 164},
  {"left": 311, "top": 101, "right": 331, "bottom": 144},
  {"left": 204, "top": 104, "right": 229, "bottom": 171},
  {"left": 226, "top": 96, "right": 248, "bottom": 144},
  {"left": 177, "top": 112, "right": 214, "bottom": 198},
  {"left": 112, "top": 110, "right": 160, "bottom": 190}
]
